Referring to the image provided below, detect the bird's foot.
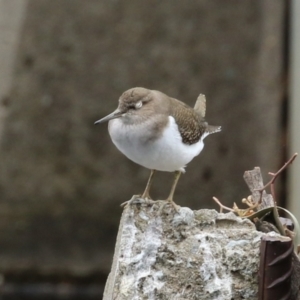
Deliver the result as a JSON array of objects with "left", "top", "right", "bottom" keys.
[
  {"left": 120, "top": 195, "right": 180, "bottom": 214},
  {"left": 157, "top": 199, "right": 180, "bottom": 213},
  {"left": 120, "top": 194, "right": 155, "bottom": 207}
]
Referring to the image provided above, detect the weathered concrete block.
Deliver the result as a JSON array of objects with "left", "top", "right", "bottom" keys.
[{"left": 104, "top": 202, "right": 279, "bottom": 300}]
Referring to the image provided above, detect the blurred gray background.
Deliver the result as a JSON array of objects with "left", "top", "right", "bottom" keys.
[{"left": 0, "top": 0, "right": 293, "bottom": 298}]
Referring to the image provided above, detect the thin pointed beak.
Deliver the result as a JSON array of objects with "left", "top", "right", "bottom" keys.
[{"left": 94, "top": 110, "right": 123, "bottom": 125}]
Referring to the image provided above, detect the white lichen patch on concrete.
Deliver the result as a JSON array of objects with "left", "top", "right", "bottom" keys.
[
  {"left": 118, "top": 205, "right": 165, "bottom": 300},
  {"left": 197, "top": 233, "right": 232, "bottom": 299},
  {"left": 104, "top": 203, "right": 280, "bottom": 300}
]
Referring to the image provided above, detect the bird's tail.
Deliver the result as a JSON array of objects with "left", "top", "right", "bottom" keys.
[{"left": 207, "top": 125, "right": 222, "bottom": 134}]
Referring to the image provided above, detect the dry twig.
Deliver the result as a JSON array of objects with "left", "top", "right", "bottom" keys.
[{"left": 212, "top": 197, "right": 234, "bottom": 213}]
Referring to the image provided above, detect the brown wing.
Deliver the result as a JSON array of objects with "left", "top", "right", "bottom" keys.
[{"left": 169, "top": 98, "right": 206, "bottom": 145}]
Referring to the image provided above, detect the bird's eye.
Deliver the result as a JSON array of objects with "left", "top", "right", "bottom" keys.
[{"left": 135, "top": 101, "right": 143, "bottom": 109}]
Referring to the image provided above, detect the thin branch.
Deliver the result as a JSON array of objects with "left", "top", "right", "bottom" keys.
[
  {"left": 256, "top": 153, "right": 298, "bottom": 193},
  {"left": 212, "top": 197, "right": 234, "bottom": 213},
  {"left": 270, "top": 181, "right": 277, "bottom": 204}
]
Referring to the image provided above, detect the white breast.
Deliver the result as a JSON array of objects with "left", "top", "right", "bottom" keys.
[{"left": 108, "top": 116, "right": 205, "bottom": 172}]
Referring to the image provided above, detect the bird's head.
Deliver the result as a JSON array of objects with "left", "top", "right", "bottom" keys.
[{"left": 94, "top": 87, "right": 153, "bottom": 125}]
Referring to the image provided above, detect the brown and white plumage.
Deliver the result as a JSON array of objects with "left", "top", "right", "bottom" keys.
[{"left": 95, "top": 87, "right": 221, "bottom": 207}]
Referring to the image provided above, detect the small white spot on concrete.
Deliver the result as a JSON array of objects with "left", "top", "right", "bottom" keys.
[{"left": 172, "top": 207, "right": 194, "bottom": 226}]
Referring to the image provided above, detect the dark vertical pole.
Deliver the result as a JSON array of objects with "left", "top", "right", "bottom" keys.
[{"left": 259, "top": 236, "right": 293, "bottom": 300}]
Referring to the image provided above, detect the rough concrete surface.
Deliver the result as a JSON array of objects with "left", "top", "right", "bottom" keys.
[{"left": 104, "top": 203, "right": 279, "bottom": 300}]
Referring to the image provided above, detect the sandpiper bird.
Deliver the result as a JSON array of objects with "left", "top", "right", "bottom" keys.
[{"left": 95, "top": 87, "right": 221, "bottom": 208}]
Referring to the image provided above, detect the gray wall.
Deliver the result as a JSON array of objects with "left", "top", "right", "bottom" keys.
[
  {"left": 0, "top": 0, "right": 285, "bottom": 277},
  {"left": 289, "top": 0, "right": 300, "bottom": 223}
]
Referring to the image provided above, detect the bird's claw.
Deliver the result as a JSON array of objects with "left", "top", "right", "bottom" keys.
[
  {"left": 121, "top": 195, "right": 180, "bottom": 215},
  {"left": 157, "top": 200, "right": 180, "bottom": 213},
  {"left": 120, "top": 195, "right": 155, "bottom": 207}
]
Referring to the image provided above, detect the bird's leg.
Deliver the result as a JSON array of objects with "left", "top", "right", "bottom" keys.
[
  {"left": 121, "top": 170, "right": 156, "bottom": 207},
  {"left": 165, "top": 170, "right": 181, "bottom": 210},
  {"left": 141, "top": 169, "right": 156, "bottom": 200}
]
